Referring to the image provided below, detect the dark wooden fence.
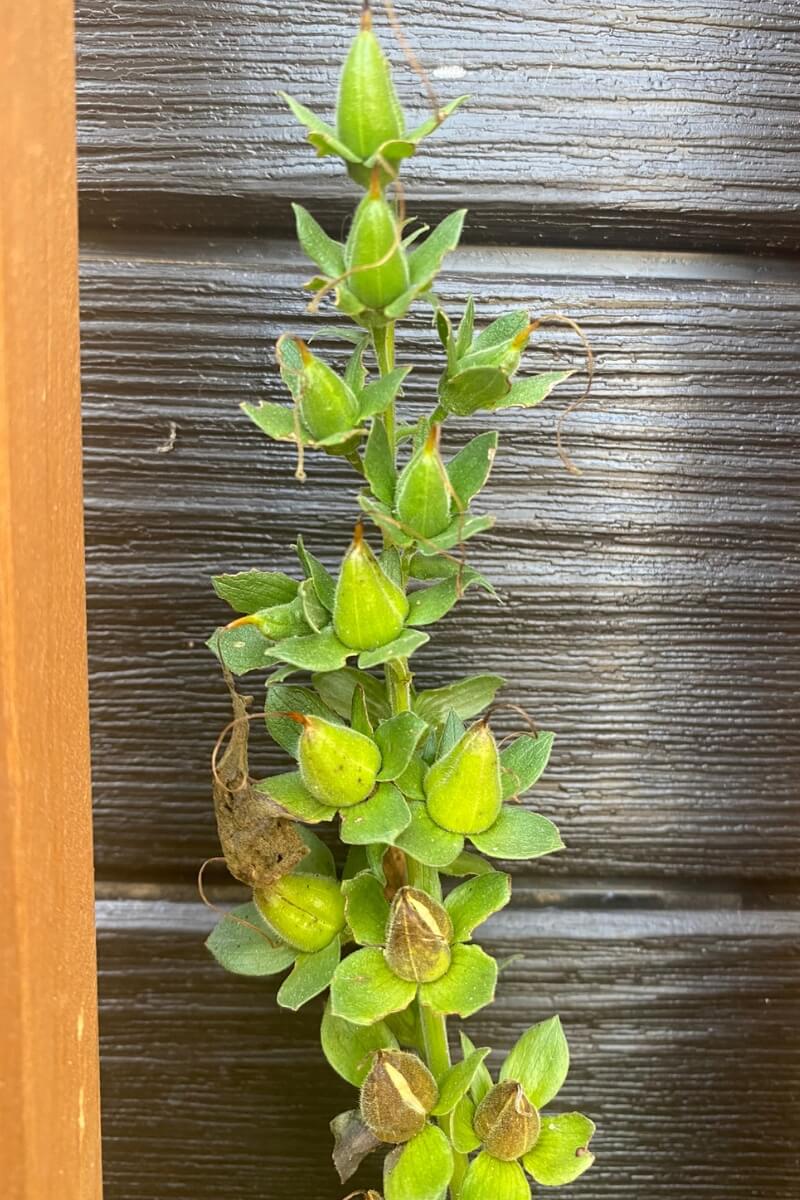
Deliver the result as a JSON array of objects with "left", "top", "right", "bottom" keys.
[{"left": 77, "top": 3, "right": 800, "bottom": 1196}]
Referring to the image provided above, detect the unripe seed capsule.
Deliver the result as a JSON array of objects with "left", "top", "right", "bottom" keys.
[
  {"left": 473, "top": 1080, "right": 541, "bottom": 1162},
  {"left": 333, "top": 522, "right": 409, "bottom": 651},
  {"left": 336, "top": 9, "right": 404, "bottom": 164},
  {"left": 395, "top": 425, "right": 451, "bottom": 538},
  {"left": 254, "top": 872, "right": 345, "bottom": 953},
  {"left": 360, "top": 1050, "right": 438, "bottom": 1143},
  {"left": 424, "top": 720, "right": 502, "bottom": 835},
  {"left": 344, "top": 173, "right": 409, "bottom": 311},
  {"left": 294, "top": 339, "right": 360, "bottom": 441},
  {"left": 384, "top": 886, "right": 453, "bottom": 983},
  {"left": 226, "top": 598, "right": 306, "bottom": 641},
  {"left": 292, "top": 712, "right": 381, "bottom": 808},
  {"left": 460, "top": 327, "right": 531, "bottom": 376}
]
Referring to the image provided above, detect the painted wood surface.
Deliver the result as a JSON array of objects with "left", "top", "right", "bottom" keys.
[{"left": 74, "top": 1, "right": 800, "bottom": 249}]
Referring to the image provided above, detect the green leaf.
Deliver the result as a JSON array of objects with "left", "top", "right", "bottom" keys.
[
  {"left": 407, "top": 579, "right": 464, "bottom": 627},
  {"left": 404, "top": 94, "right": 469, "bottom": 146},
  {"left": 470, "top": 309, "right": 528, "bottom": 353},
  {"left": 441, "top": 850, "right": 496, "bottom": 877},
  {"left": 294, "top": 826, "right": 337, "bottom": 877},
  {"left": 212, "top": 570, "right": 298, "bottom": 614},
  {"left": 320, "top": 1000, "right": 399, "bottom": 1087},
  {"left": 265, "top": 683, "right": 341, "bottom": 757},
  {"left": 500, "top": 732, "right": 555, "bottom": 800},
  {"left": 438, "top": 709, "right": 466, "bottom": 755},
  {"left": 432, "top": 1046, "right": 491, "bottom": 1115},
  {"left": 267, "top": 627, "right": 352, "bottom": 672},
  {"left": 470, "top": 807, "right": 564, "bottom": 861},
  {"left": 447, "top": 431, "right": 498, "bottom": 508},
  {"left": 207, "top": 625, "right": 274, "bottom": 675},
  {"left": 359, "top": 366, "right": 412, "bottom": 422},
  {"left": 330, "top": 948, "right": 417, "bottom": 1026},
  {"left": 359, "top": 492, "right": 413, "bottom": 547},
  {"left": 254, "top": 772, "right": 334, "bottom": 824},
  {"left": 500, "top": 1015, "right": 570, "bottom": 1108},
  {"left": 291, "top": 202, "right": 345, "bottom": 278},
  {"left": 439, "top": 367, "right": 510, "bottom": 416},
  {"left": 357, "top": 629, "right": 429, "bottom": 669},
  {"left": 343, "top": 844, "right": 369, "bottom": 880},
  {"left": 277, "top": 935, "right": 341, "bottom": 1011},
  {"left": 350, "top": 684, "right": 374, "bottom": 737},
  {"left": 241, "top": 400, "right": 297, "bottom": 441},
  {"left": 523, "top": 1112, "right": 596, "bottom": 1186},
  {"left": 418, "top": 944, "right": 497, "bottom": 1018},
  {"left": 375, "top": 712, "right": 428, "bottom": 782},
  {"left": 415, "top": 512, "right": 494, "bottom": 556},
  {"left": 455, "top": 296, "right": 475, "bottom": 358},
  {"left": 462, "top": 1153, "right": 530, "bottom": 1200},
  {"left": 407, "top": 210, "right": 467, "bottom": 292},
  {"left": 364, "top": 417, "right": 396, "bottom": 506},
  {"left": 205, "top": 902, "right": 297, "bottom": 977},
  {"left": 450, "top": 1094, "right": 481, "bottom": 1153},
  {"left": 490, "top": 370, "right": 575, "bottom": 411},
  {"left": 295, "top": 535, "right": 336, "bottom": 611},
  {"left": 414, "top": 674, "right": 505, "bottom": 724},
  {"left": 444, "top": 872, "right": 511, "bottom": 942},
  {"left": 297, "top": 577, "right": 329, "bottom": 633},
  {"left": 384, "top": 1124, "right": 454, "bottom": 1200},
  {"left": 342, "top": 870, "right": 391, "bottom": 945},
  {"left": 395, "top": 754, "right": 426, "bottom": 801},
  {"left": 459, "top": 1032, "right": 494, "bottom": 1104},
  {"left": 393, "top": 801, "right": 464, "bottom": 869},
  {"left": 280, "top": 92, "right": 360, "bottom": 162},
  {"left": 312, "top": 666, "right": 390, "bottom": 723},
  {"left": 343, "top": 336, "right": 370, "bottom": 393},
  {"left": 341, "top": 784, "right": 411, "bottom": 846}
]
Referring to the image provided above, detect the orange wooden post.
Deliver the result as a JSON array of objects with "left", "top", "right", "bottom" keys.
[{"left": 0, "top": 2, "right": 103, "bottom": 1197}]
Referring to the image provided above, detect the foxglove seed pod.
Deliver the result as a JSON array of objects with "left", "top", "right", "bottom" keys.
[
  {"left": 360, "top": 1050, "right": 438, "bottom": 1143},
  {"left": 333, "top": 522, "right": 409, "bottom": 651},
  {"left": 293, "top": 713, "right": 382, "bottom": 807},
  {"left": 336, "top": 8, "right": 404, "bottom": 168},
  {"left": 227, "top": 598, "right": 306, "bottom": 641},
  {"left": 459, "top": 327, "right": 531, "bottom": 376},
  {"left": 344, "top": 173, "right": 409, "bottom": 311},
  {"left": 294, "top": 339, "right": 361, "bottom": 441},
  {"left": 384, "top": 886, "right": 453, "bottom": 983},
  {"left": 395, "top": 425, "right": 451, "bottom": 538},
  {"left": 254, "top": 872, "right": 346, "bottom": 953},
  {"left": 424, "top": 720, "right": 502, "bottom": 835},
  {"left": 473, "top": 1080, "right": 541, "bottom": 1162}
]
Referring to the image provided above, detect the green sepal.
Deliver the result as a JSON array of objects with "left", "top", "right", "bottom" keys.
[
  {"left": 384, "top": 1123, "right": 455, "bottom": 1200},
  {"left": 357, "top": 629, "right": 429, "bottom": 669},
  {"left": 212, "top": 569, "right": 298, "bottom": 614},
  {"left": 207, "top": 625, "right": 273, "bottom": 676},
  {"left": 342, "top": 871, "right": 391, "bottom": 945},
  {"left": 413, "top": 674, "right": 505, "bottom": 724},
  {"left": 447, "top": 431, "right": 498, "bottom": 507},
  {"left": 432, "top": 1046, "right": 491, "bottom": 1116},
  {"left": 330, "top": 947, "right": 417, "bottom": 1026},
  {"left": 414, "top": 512, "right": 494, "bottom": 556},
  {"left": 277, "top": 935, "right": 341, "bottom": 1011},
  {"left": 407, "top": 210, "right": 467, "bottom": 293},
  {"left": 451, "top": 1095, "right": 481, "bottom": 1153},
  {"left": 312, "top": 666, "right": 390, "bottom": 723},
  {"left": 470, "top": 807, "right": 564, "bottom": 861},
  {"left": 375, "top": 712, "right": 429, "bottom": 782},
  {"left": 406, "top": 578, "right": 468, "bottom": 626},
  {"left": 320, "top": 999, "right": 399, "bottom": 1087},
  {"left": 267, "top": 627, "right": 352, "bottom": 672},
  {"left": 444, "top": 872, "right": 511, "bottom": 942},
  {"left": 340, "top": 782, "right": 411, "bottom": 847},
  {"left": 393, "top": 800, "right": 464, "bottom": 868},
  {"left": 438, "top": 367, "right": 510, "bottom": 416},
  {"left": 522, "top": 1112, "right": 596, "bottom": 1186},
  {"left": 350, "top": 684, "right": 374, "bottom": 737},
  {"left": 265, "top": 682, "right": 341, "bottom": 757},
  {"left": 500, "top": 1015, "right": 570, "bottom": 1108},
  {"left": 364, "top": 417, "right": 396, "bottom": 506},
  {"left": 438, "top": 709, "right": 466, "bottom": 755},
  {"left": 344, "top": 335, "right": 370, "bottom": 393},
  {"left": 293, "top": 826, "right": 337, "bottom": 877},
  {"left": 441, "top": 850, "right": 496, "bottom": 877},
  {"left": 379, "top": 545, "right": 404, "bottom": 589},
  {"left": 399, "top": 95, "right": 469, "bottom": 150},
  {"left": 205, "top": 902, "right": 297, "bottom": 977},
  {"left": 359, "top": 491, "right": 413, "bottom": 547},
  {"left": 455, "top": 296, "right": 475, "bottom": 357},
  {"left": 298, "top": 577, "right": 330, "bottom": 632},
  {"left": 241, "top": 399, "right": 297, "bottom": 441},
  {"left": 418, "top": 943, "right": 498, "bottom": 1018},
  {"left": 359, "top": 366, "right": 412, "bottom": 422},
  {"left": 280, "top": 92, "right": 361, "bottom": 162},
  {"left": 490, "top": 370, "right": 575, "bottom": 411},
  {"left": 470, "top": 309, "right": 529, "bottom": 352},
  {"left": 394, "top": 754, "right": 426, "bottom": 801},
  {"left": 462, "top": 1153, "right": 530, "bottom": 1200},
  {"left": 291, "top": 202, "right": 345, "bottom": 277},
  {"left": 295, "top": 535, "right": 336, "bottom": 610},
  {"left": 460, "top": 1032, "right": 494, "bottom": 1104},
  {"left": 254, "top": 771, "right": 334, "bottom": 824},
  {"left": 500, "top": 732, "right": 555, "bottom": 800}
]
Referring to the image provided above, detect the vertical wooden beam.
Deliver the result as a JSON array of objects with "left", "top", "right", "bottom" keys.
[{"left": 0, "top": 2, "right": 103, "bottom": 1198}]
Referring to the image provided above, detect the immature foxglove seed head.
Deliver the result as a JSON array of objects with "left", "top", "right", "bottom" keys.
[
  {"left": 360, "top": 1049, "right": 438, "bottom": 1143},
  {"left": 254, "top": 872, "right": 345, "bottom": 953},
  {"left": 395, "top": 425, "right": 452, "bottom": 539},
  {"left": 473, "top": 1080, "right": 541, "bottom": 1162},
  {"left": 333, "top": 522, "right": 409, "bottom": 651},
  {"left": 384, "top": 886, "right": 453, "bottom": 983},
  {"left": 292, "top": 712, "right": 381, "bottom": 808},
  {"left": 344, "top": 172, "right": 409, "bottom": 311},
  {"left": 459, "top": 326, "right": 532, "bottom": 377},
  {"left": 336, "top": 5, "right": 404, "bottom": 178},
  {"left": 293, "top": 339, "right": 361, "bottom": 441},
  {"left": 424, "top": 720, "right": 502, "bottom": 835}
]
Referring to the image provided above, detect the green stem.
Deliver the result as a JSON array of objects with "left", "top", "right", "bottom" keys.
[{"left": 373, "top": 321, "right": 397, "bottom": 449}]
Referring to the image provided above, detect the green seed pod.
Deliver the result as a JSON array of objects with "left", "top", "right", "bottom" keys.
[
  {"left": 293, "top": 712, "right": 381, "bottom": 808},
  {"left": 384, "top": 886, "right": 453, "bottom": 983},
  {"left": 333, "top": 522, "right": 409, "bottom": 651},
  {"left": 459, "top": 327, "right": 531, "bottom": 376},
  {"left": 226, "top": 597, "right": 307, "bottom": 641},
  {"left": 424, "top": 720, "right": 502, "bottom": 835},
  {"left": 395, "top": 425, "right": 451, "bottom": 538},
  {"left": 336, "top": 6, "right": 404, "bottom": 167},
  {"left": 473, "top": 1080, "right": 541, "bottom": 1162},
  {"left": 360, "top": 1049, "right": 438, "bottom": 1143},
  {"left": 344, "top": 172, "right": 409, "bottom": 311},
  {"left": 254, "top": 872, "right": 345, "bottom": 953},
  {"left": 294, "top": 339, "right": 360, "bottom": 441}
]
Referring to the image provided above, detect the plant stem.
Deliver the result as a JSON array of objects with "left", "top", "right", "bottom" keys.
[{"left": 373, "top": 321, "right": 397, "bottom": 448}]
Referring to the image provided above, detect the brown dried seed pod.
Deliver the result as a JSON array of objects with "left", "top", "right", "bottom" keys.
[
  {"left": 473, "top": 1080, "right": 541, "bottom": 1162},
  {"left": 384, "top": 886, "right": 453, "bottom": 983},
  {"left": 360, "top": 1050, "right": 438, "bottom": 1143}
]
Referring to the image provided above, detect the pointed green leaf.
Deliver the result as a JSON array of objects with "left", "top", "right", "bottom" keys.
[
  {"left": 312, "top": 666, "right": 390, "bottom": 723},
  {"left": 207, "top": 625, "right": 274, "bottom": 676},
  {"left": 212, "top": 570, "right": 298, "bottom": 614},
  {"left": 320, "top": 1000, "right": 399, "bottom": 1087},
  {"left": 267, "top": 627, "right": 352, "bottom": 672},
  {"left": 342, "top": 871, "right": 391, "bottom": 945},
  {"left": 340, "top": 784, "right": 410, "bottom": 847},
  {"left": 241, "top": 400, "right": 297, "bottom": 441},
  {"left": 264, "top": 683, "right": 341, "bottom": 757},
  {"left": 470, "top": 309, "right": 528, "bottom": 353},
  {"left": 358, "top": 491, "right": 413, "bottom": 547},
  {"left": 206, "top": 902, "right": 297, "bottom": 977},
  {"left": 419, "top": 944, "right": 497, "bottom": 1018},
  {"left": 364, "top": 417, "right": 396, "bottom": 506},
  {"left": 447, "top": 431, "right": 498, "bottom": 507},
  {"left": 375, "top": 712, "right": 428, "bottom": 782},
  {"left": 451, "top": 1094, "right": 481, "bottom": 1153},
  {"left": 404, "top": 95, "right": 469, "bottom": 146},
  {"left": 298, "top": 577, "right": 330, "bottom": 632},
  {"left": 432, "top": 1046, "right": 491, "bottom": 1115},
  {"left": 384, "top": 1124, "right": 454, "bottom": 1200},
  {"left": 379, "top": 545, "right": 403, "bottom": 589},
  {"left": 444, "top": 872, "right": 511, "bottom": 942},
  {"left": 438, "top": 709, "right": 466, "bottom": 755},
  {"left": 393, "top": 801, "right": 464, "bottom": 868},
  {"left": 500, "top": 1015, "right": 570, "bottom": 1108},
  {"left": 330, "top": 948, "right": 417, "bottom": 1026},
  {"left": 295, "top": 535, "right": 336, "bottom": 610},
  {"left": 490, "top": 370, "right": 575, "bottom": 411},
  {"left": 343, "top": 335, "right": 370, "bottom": 393},
  {"left": 439, "top": 367, "right": 510, "bottom": 416},
  {"left": 470, "top": 806, "right": 564, "bottom": 861},
  {"left": 459, "top": 1032, "right": 494, "bottom": 1104},
  {"left": 350, "top": 684, "right": 374, "bottom": 737},
  {"left": 254, "top": 771, "right": 334, "bottom": 824},
  {"left": 359, "top": 366, "right": 412, "bottom": 422},
  {"left": 441, "top": 850, "right": 496, "bottom": 878},
  {"left": 407, "top": 579, "right": 463, "bottom": 627},
  {"left": 395, "top": 754, "right": 426, "bottom": 801},
  {"left": 407, "top": 210, "right": 467, "bottom": 292},
  {"left": 462, "top": 1153, "right": 530, "bottom": 1200},
  {"left": 523, "top": 1112, "right": 596, "bottom": 1186},
  {"left": 414, "top": 674, "right": 505, "bottom": 724},
  {"left": 357, "top": 629, "right": 429, "bottom": 669},
  {"left": 280, "top": 92, "right": 360, "bottom": 161},
  {"left": 343, "top": 844, "right": 369, "bottom": 881},
  {"left": 500, "top": 732, "right": 555, "bottom": 800},
  {"left": 415, "top": 512, "right": 494, "bottom": 555},
  {"left": 291, "top": 202, "right": 345, "bottom": 278},
  {"left": 455, "top": 296, "right": 475, "bottom": 358},
  {"left": 277, "top": 935, "right": 341, "bottom": 1011}
]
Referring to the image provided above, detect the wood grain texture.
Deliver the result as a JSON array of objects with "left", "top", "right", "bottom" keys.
[
  {"left": 97, "top": 901, "right": 800, "bottom": 1199},
  {"left": 74, "top": 0, "right": 800, "bottom": 250},
  {"left": 0, "top": 3, "right": 102, "bottom": 1197}
]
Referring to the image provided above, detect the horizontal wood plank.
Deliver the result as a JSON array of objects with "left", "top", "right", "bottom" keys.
[
  {"left": 80, "top": 236, "right": 800, "bottom": 882},
  {"left": 75, "top": 0, "right": 800, "bottom": 250},
  {"left": 97, "top": 901, "right": 800, "bottom": 1199}
]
